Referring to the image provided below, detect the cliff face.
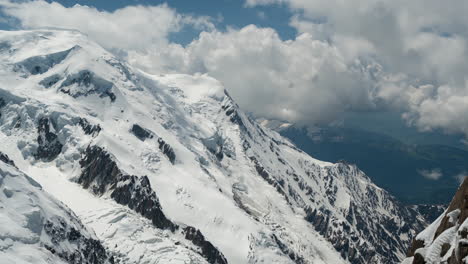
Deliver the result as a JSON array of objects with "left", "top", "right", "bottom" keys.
[{"left": 405, "top": 176, "right": 468, "bottom": 264}]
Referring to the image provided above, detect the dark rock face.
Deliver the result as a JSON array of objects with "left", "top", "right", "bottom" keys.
[
  {"left": 43, "top": 218, "right": 112, "bottom": 264},
  {"left": 222, "top": 91, "right": 246, "bottom": 130},
  {"left": 407, "top": 239, "right": 425, "bottom": 257},
  {"left": 249, "top": 156, "right": 287, "bottom": 198},
  {"left": 0, "top": 151, "right": 16, "bottom": 167},
  {"left": 34, "top": 117, "right": 63, "bottom": 161},
  {"left": 413, "top": 253, "right": 426, "bottom": 264},
  {"left": 110, "top": 174, "right": 176, "bottom": 231},
  {"left": 272, "top": 234, "right": 306, "bottom": 264},
  {"left": 78, "top": 118, "right": 101, "bottom": 136},
  {"left": 0, "top": 97, "right": 6, "bottom": 108},
  {"left": 59, "top": 70, "right": 116, "bottom": 102},
  {"left": 158, "top": 138, "right": 176, "bottom": 164},
  {"left": 408, "top": 177, "right": 468, "bottom": 264},
  {"left": 39, "top": 74, "right": 62, "bottom": 88},
  {"left": 14, "top": 46, "right": 76, "bottom": 75},
  {"left": 183, "top": 226, "right": 228, "bottom": 264},
  {"left": 131, "top": 124, "right": 153, "bottom": 141},
  {"left": 78, "top": 146, "right": 174, "bottom": 230},
  {"left": 130, "top": 124, "right": 176, "bottom": 163},
  {"left": 78, "top": 145, "right": 227, "bottom": 263}
]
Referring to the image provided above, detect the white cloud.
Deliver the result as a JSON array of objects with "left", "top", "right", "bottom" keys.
[
  {"left": 0, "top": 0, "right": 214, "bottom": 52},
  {"left": 3, "top": 0, "right": 468, "bottom": 138},
  {"left": 245, "top": 0, "right": 468, "bottom": 137},
  {"left": 418, "top": 169, "right": 443, "bottom": 180},
  {"left": 131, "top": 25, "right": 379, "bottom": 124}
]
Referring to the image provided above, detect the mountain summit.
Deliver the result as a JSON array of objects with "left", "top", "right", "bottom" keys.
[{"left": 0, "top": 29, "right": 426, "bottom": 263}]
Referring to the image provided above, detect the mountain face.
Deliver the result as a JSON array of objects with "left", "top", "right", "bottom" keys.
[
  {"left": 404, "top": 176, "right": 468, "bottom": 264},
  {"left": 0, "top": 29, "right": 427, "bottom": 263},
  {"left": 0, "top": 153, "right": 112, "bottom": 264},
  {"left": 278, "top": 126, "right": 468, "bottom": 205}
]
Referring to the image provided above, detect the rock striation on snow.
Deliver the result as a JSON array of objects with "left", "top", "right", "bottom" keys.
[{"left": 0, "top": 29, "right": 428, "bottom": 264}]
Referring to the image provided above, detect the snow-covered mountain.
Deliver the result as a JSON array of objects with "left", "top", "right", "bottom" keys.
[
  {"left": 404, "top": 177, "right": 468, "bottom": 264},
  {"left": 0, "top": 152, "right": 112, "bottom": 264},
  {"left": 0, "top": 29, "right": 426, "bottom": 263}
]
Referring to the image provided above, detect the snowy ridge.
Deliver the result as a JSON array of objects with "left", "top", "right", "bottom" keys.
[
  {"left": 0, "top": 153, "right": 112, "bottom": 264},
  {"left": 0, "top": 29, "right": 425, "bottom": 263},
  {"left": 404, "top": 176, "right": 468, "bottom": 264}
]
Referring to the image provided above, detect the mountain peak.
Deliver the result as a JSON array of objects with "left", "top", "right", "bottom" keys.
[{"left": 0, "top": 29, "right": 427, "bottom": 264}]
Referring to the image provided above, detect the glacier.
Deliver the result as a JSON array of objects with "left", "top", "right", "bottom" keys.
[{"left": 0, "top": 29, "right": 428, "bottom": 264}]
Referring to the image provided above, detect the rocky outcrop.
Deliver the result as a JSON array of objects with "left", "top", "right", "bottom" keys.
[
  {"left": 14, "top": 46, "right": 77, "bottom": 75},
  {"left": 78, "top": 145, "right": 227, "bottom": 263},
  {"left": 39, "top": 74, "right": 62, "bottom": 88},
  {"left": 0, "top": 154, "right": 113, "bottom": 264},
  {"left": 43, "top": 218, "right": 112, "bottom": 264},
  {"left": 0, "top": 151, "right": 16, "bottom": 167},
  {"left": 78, "top": 145, "right": 174, "bottom": 230},
  {"left": 406, "top": 177, "right": 468, "bottom": 264},
  {"left": 158, "top": 138, "right": 176, "bottom": 164},
  {"left": 110, "top": 174, "right": 176, "bottom": 231},
  {"left": 34, "top": 117, "right": 63, "bottom": 161},
  {"left": 59, "top": 70, "right": 116, "bottom": 102},
  {"left": 131, "top": 124, "right": 153, "bottom": 141},
  {"left": 183, "top": 226, "right": 228, "bottom": 264},
  {"left": 78, "top": 118, "right": 101, "bottom": 136}
]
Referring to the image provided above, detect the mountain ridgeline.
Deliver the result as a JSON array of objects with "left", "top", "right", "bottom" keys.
[{"left": 0, "top": 29, "right": 431, "bottom": 263}]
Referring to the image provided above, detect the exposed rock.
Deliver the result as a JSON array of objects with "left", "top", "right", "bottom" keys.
[
  {"left": 441, "top": 243, "right": 451, "bottom": 257},
  {"left": 78, "top": 118, "right": 101, "bottom": 136},
  {"left": 131, "top": 124, "right": 153, "bottom": 141},
  {"left": 272, "top": 234, "right": 306, "bottom": 264},
  {"left": 78, "top": 145, "right": 227, "bottom": 263},
  {"left": 0, "top": 151, "right": 16, "bottom": 167},
  {"left": 14, "top": 46, "right": 77, "bottom": 75},
  {"left": 406, "top": 177, "right": 468, "bottom": 264},
  {"left": 59, "top": 70, "right": 116, "bottom": 102},
  {"left": 183, "top": 226, "right": 228, "bottom": 264},
  {"left": 39, "top": 74, "right": 62, "bottom": 88},
  {"left": 78, "top": 145, "right": 175, "bottom": 231},
  {"left": 407, "top": 239, "right": 425, "bottom": 257},
  {"left": 34, "top": 117, "right": 63, "bottom": 161},
  {"left": 413, "top": 253, "right": 426, "bottom": 264},
  {"left": 43, "top": 218, "right": 111, "bottom": 264},
  {"left": 110, "top": 174, "right": 176, "bottom": 231},
  {"left": 158, "top": 138, "right": 176, "bottom": 164}
]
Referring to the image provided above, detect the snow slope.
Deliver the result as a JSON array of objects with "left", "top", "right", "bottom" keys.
[
  {"left": 0, "top": 29, "right": 426, "bottom": 264},
  {"left": 0, "top": 153, "right": 112, "bottom": 264}
]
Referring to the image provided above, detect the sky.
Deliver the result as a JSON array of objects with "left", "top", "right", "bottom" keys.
[{"left": 1, "top": 0, "right": 468, "bottom": 147}]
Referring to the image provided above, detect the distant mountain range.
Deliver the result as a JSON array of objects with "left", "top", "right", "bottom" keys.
[{"left": 279, "top": 126, "right": 468, "bottom": 205}]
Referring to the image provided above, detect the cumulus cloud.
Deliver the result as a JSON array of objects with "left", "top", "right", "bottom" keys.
[
  {"left": 0, "top": 0, "right": 214, "bottom": 52},
  {"left": 418, "top": 169, "right": 443, "bottom": 180},
  {"left": 246, "top": 0, "right": 468, "bottom": 137},
  {"left": 3, "top": 0, "right": 468, "bottom": 139},
  {"left": 158, "top": 26, "right": 378, "bottom": 124}
]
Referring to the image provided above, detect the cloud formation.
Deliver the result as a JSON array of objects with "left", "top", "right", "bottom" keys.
[
  {"left": 2, "top": 0, "right": 468, "bottom": 139},
  {"left": 418, "top": 169, "right": 443, "bottom": 180},
  {"left": 246, "top": 0, "right": 468, "bottom": 137},
  {"left": 0, "top": 0, "right": 214, "bottom": 51}
]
